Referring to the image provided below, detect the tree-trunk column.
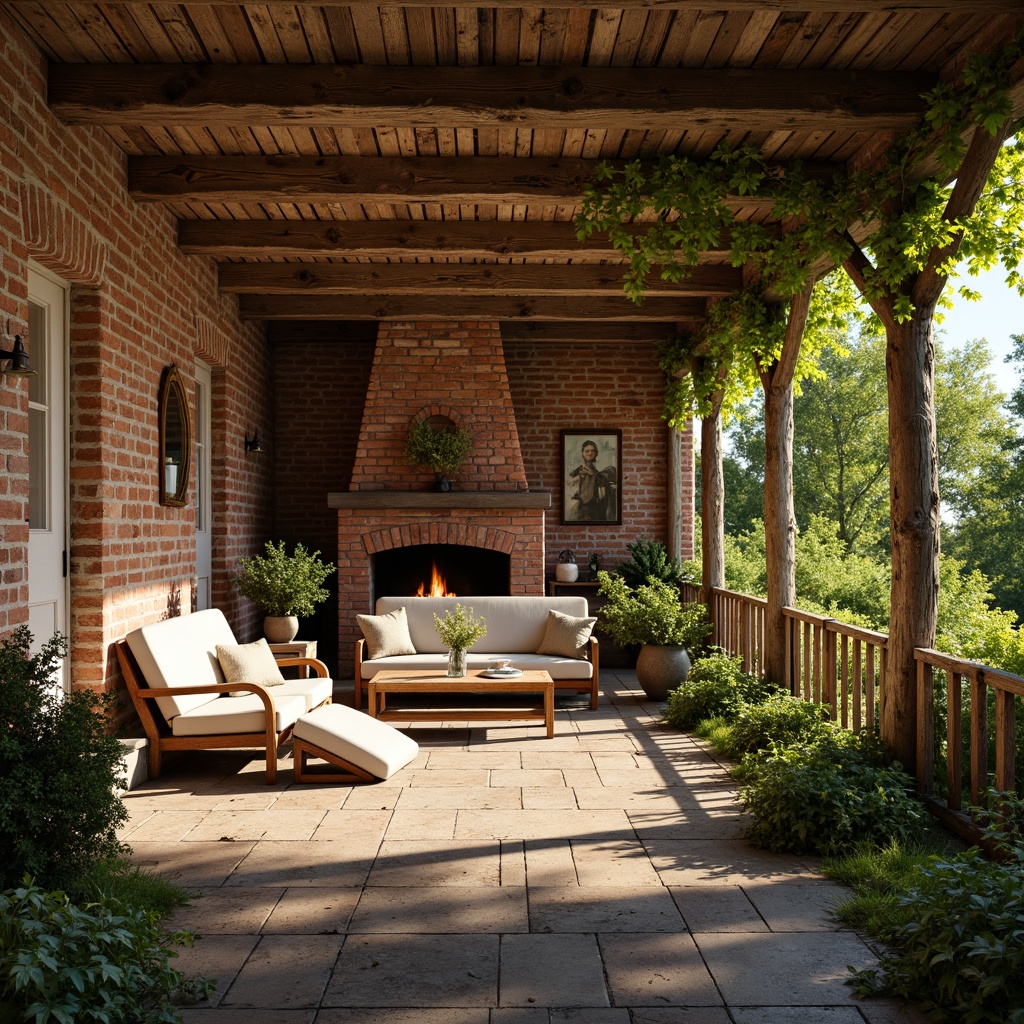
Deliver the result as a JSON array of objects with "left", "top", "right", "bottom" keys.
[
  {"left": 700, "top": 402, "right": 725, "bottom": 619},
  {"left": 885, "top": 311, "right": 940, "bottom": 773},
  {"left": 763, "top": 374, "right": 797, "bottom": 685}
]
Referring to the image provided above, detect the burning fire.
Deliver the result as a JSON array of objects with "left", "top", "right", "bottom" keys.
[{"left": 416, "top": 561, "right": 456, "bottom": 597}]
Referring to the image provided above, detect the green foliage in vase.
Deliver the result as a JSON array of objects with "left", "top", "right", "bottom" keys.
[
  {"left": 614, "top": 537, "right": 689, "bottom": 589},
  {"left": 433, "top": 603, "right": 487, "bottom": 651},
  {"left": 596, "top": 571, "right": 710, "bottom": 649},
  {"left": 0, "top": 628, "right": 127, "bottom": 892},
  {"left": 234, "top": 540, "right": 335, "bottom": 617},
  {"left": 0, "top": 879, "right": 212, "bottom": 1024},
  {"left": 405, "top": 419, "right": 473, "bottom": 477}
]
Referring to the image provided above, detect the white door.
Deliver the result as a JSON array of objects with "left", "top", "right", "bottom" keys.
[
  {"left": 194, "top": 360, "right": 212, "bottom": 610},
  {"left": 27, "top": 267, "right": 69, "bottom": 688}
]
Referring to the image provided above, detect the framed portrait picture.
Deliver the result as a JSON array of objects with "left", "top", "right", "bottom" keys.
[{"left": 561, "top": 429, "right": 621, "bottom": 525}]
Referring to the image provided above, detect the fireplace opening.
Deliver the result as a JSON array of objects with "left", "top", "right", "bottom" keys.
[{"left": 373, "top": 543, "right": 511, "bottom": 602}]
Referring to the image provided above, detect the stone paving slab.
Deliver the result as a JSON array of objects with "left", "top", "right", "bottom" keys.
[
  {"left": 527, "top": 884, "right": 685, "bottom": 933},
  {"left": 323, "top": 934, "right": 500, "bottom": 1007},
  {"left": 349, "top": 886, "right": 528, "bottom": 932},
  {"left": 695, "top": 931, "right": 876, "bottom": 1005},
  {"left": 129, "top": 671, "right": 930, "bottom": 1023}
]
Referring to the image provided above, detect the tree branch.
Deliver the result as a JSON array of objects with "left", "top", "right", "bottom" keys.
[{"left": 842, "top": 232, "right": 899, "bottom": 333}]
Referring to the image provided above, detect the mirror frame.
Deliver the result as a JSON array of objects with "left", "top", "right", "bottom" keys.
[{"left": 159, "top": 364, "right": 192, "bottom": 507}]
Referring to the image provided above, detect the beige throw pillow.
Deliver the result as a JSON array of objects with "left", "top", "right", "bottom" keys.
[
  {"left": 536, "top": 609, "right": 597, "bottom": 660},
  {"left": 357, "top": 606, "right": 417, "bottom": 659},
  {"left": 216, "top": 638, "right": 286, "bottom": 697}
]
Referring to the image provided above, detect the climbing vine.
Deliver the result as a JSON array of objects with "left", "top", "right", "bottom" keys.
[{"left": 576, "top": 30, "right": 1024, "bottom": 420}]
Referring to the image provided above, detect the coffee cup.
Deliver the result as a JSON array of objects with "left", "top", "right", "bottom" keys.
[{"left": 490, "top": 659, "right": 513, "bottom": 672}]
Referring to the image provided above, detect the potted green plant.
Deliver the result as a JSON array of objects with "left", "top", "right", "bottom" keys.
[
  {"left": 596, "top": 570, "right": 710, "bottom": 700},
  {"left": 405, "top": 418, "right": 473, "bottom": 491},
  {"left": 234, "top": 540, "right": 336, "bottom": 642},
  {"left": 433, "top": 603, "right": 487, "bottom": 677}
]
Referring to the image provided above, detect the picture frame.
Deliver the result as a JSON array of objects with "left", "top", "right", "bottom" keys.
[{"left": 561, "top": 429, "right": 621, "bottom": 525}]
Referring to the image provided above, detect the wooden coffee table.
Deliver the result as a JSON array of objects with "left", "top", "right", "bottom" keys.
[{"left": 367, "top": 669, "right": 555, "bottom": 738}]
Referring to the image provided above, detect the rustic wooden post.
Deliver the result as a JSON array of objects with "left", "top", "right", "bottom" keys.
[
  {"left": 666, "top": 423, "right": 684, "bottom": 564},
  {"left": 699, "top": 392, "right": 725, "bottom": 614}
]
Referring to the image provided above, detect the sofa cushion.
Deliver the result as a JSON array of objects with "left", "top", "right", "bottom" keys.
[
  {"left": 171, "top": 692, "right": 306, "bottom": 737},
  {"left": 125, "top": 608, "right": 236, "bottom": 721},
  {"left": 216, "top": 638, "right": 286, "bottom": 696},
  {"left": 536, "top": 609, "right": 597, "bottom": 660},
  {"left": 374, "top": 596, "right": 591, "bottom": 654},
  {"left": 357, "top": 606, "right": 417, "bottom": 659}
]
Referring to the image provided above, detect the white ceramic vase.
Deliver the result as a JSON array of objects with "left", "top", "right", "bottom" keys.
[{"left": 555, "top": 562, "right": 579, "bottom": 582}]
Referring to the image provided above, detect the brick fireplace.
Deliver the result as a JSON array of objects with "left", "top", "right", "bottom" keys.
[{"left": 329, "top": 320, "right": 550, "bottom": 665}]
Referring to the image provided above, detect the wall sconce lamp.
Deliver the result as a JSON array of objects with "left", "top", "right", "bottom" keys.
[
  {"left": 1, "top": 336, "right": 37, "bottom": 378},
  {"left": 244, "top": 430, "right": 264, "bottom": 454}
]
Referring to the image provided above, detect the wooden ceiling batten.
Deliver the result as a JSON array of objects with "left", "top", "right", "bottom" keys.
[{"left": 9, "top": 2, "right": 1022, "bottom": 333}]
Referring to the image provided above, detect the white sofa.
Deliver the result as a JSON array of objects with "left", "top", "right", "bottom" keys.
[
  {"left": 116, "top": 608, "right": 334, "bottom": 784},
  {"left": 354, "top": 596, "right": 599, "bottom": 710}
]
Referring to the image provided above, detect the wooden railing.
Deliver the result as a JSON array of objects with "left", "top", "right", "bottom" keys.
[
  {"left": 915, "top": 648, "right": 1024, "bottom": 816},
  {"left": 687, "top": 584, "right": 1024, "bottom": 824},
  {"left": 784, "top": 607, "right": 887, "bottom": 734}
]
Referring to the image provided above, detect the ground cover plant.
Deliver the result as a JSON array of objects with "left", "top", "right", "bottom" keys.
[
  {"left": 665, "top": 651, "right": 780, "bottom": 730},
  {"left": 0, "top": 628, "right": 208, "bottom": 1023},
  {"left": 0, "top": 628, "right": 127, "bottom": 892}
]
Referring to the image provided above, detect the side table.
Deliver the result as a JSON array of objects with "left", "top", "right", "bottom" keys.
[{"left": 268, "top": 639, "right": 317, "bottom": 678}]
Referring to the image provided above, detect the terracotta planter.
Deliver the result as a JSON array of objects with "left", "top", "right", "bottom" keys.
[
  {"left": 635, "top": 644, "right": 691, "bottom": 701},
  {"left": 264, "top": 615, "right": 299, "bottom": 643}
]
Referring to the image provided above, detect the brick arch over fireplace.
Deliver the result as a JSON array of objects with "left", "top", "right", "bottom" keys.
[{"left": 362, "top": 523, "right": 516, "bottom": 557}]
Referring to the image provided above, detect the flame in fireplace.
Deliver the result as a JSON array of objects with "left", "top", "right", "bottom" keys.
[{"left": 416, "top": 561, "right": 456, "bottom": 597}]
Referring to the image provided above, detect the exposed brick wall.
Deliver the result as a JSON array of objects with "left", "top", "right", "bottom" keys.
[
  {"left": 0, "top": 13, "right": 272, "bottom": 720},
  {"left": 351, "top": 321, "right": 528, "bottom": 491},
  {"left": 505, "top": 340, "right": 695, "bottom": 575}
]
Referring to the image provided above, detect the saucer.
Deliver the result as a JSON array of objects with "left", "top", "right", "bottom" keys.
[{"left": 482, "top": 667, "right": 524, "bottom": 678}]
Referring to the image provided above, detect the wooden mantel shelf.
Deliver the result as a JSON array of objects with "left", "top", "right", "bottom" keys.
[{"left": 328, "top": 490, "right": 551, "bottom": 510}]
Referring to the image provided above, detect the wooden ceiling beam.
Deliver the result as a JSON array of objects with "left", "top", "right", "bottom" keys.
[
  {"left": 18, "top": 1, "right": 1019, "bottom": 8},
  {"left": 238, "top": 294, "right": 707, "bottom": 321},
  {"left": 51, "top": 65, "right": 933, "bottom": 133},
  {"left": 178, "top": 219, "right": 756, "bottom": 259},
  {"left": 130, "top": 155, "right": 836, "bottom": 206},
  {"left": 217, "top": 261, "right": 741, "bottom": 297}
]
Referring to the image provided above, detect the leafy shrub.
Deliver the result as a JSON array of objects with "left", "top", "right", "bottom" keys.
[
  {"left": 722, "top": 692, "right": 833, "bottom": 757},
  {"left": 233, "top": 540, "right": 335, "bottom": 617},
  {"left": 0, "top": 879, "right": 212, "bottom": 1024},
  {"left": 738, "top": 736, "right": 924, "bottom": 855},
  {"left": 597, "top": 572, "right": 710, "bottom": 649},
  {"left": 615, "top": 537, "right": 687, "bottom": 589},
  {"left": 851, "top": 791, "right": 1024, "bottom": 1023},
  {"left": 0, "top": 629, "right": 128, "bottom": 891},
  {"left": 664, "top": 652, "right": 779, "bottom": 729}
]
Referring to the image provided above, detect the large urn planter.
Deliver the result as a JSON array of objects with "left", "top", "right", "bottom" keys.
[{"left": 635, "top": 644, "right": 691, "bottom": 701}]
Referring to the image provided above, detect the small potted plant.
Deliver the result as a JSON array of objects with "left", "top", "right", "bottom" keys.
[
  {"left": 405, "top": 418, "right": 473, "bottom": 491},
  {"left": 555, "top": 549, "right": 578, "bottom": 583},
  {"left": 596, "top": 570, "right": 710, "bottom": 700},
  {"left": 433, "top": 603, "right": 487, "bottom": 677},
  {"left": 234, "top": 540, "right": 336, "bottom": 643}
]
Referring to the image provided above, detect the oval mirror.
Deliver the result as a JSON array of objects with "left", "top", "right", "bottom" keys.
[{"left": 159, "top": 365, "right": 191, "bottom": 507}]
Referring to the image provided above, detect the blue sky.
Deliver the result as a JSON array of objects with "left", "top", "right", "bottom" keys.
[{"left": 937, "top": 263, "right": 1023, "bottom": 401}]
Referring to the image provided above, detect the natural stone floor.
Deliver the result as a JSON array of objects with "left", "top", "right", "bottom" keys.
[{"left": 120, "top": 670, "right": 929, "bottom": 1024}]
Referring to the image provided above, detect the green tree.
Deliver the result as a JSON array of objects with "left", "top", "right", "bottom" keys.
[{"left": 945, "top": 334, "right": 1024, "bottom": 621}]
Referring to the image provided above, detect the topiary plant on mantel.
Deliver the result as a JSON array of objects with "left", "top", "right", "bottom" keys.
[{"left": 405, "top": 417, "right": 473, "bottom": 491}]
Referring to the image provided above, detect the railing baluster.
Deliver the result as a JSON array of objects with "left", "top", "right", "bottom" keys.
[
  {"left": 995, "top": 687, "right": 1015, "bottom": 793},
  {"left": 916, "top": 658, "right": 934, "bottom": 797},
  {"left": 947, "top": 669, "right": 962, "bottom": 812},
  {"left": 852, "top": 639, "right": 862, "bottom": 733}
]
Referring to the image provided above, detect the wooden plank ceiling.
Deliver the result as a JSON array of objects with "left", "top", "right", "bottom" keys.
[{"left": 7, "top": 1, "right": 1024, "bottom": 342}]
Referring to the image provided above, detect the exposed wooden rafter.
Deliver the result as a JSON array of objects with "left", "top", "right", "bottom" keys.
[
  {"left": 18, "top": 1, "right": 1020, "bottom": 12},
  {"left": 238, "top": 294, "right": 707, "bottom": 321},
  {"left": 51, "top": 65, "right": 933, "bottom": 133},
  {"left": 179, "top": 219, "right": 751, "bottom": 260},
  {"left": 217, "top": 262, "right": 741, "bottom": 297},
  {"left": 130, "top": 155, "right": 837, "bottom": 207},
  {"left": 501, "top": 323, "right": 675, "bottom": 344}
]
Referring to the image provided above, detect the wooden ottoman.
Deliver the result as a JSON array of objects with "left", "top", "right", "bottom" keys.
[{"left": 292, "top": 703, "right": 419, "bottom": 783}]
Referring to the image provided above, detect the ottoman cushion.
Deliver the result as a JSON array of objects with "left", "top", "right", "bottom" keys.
[{"left": 293, "top": 704, "right": 419, "bottom": 780}]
